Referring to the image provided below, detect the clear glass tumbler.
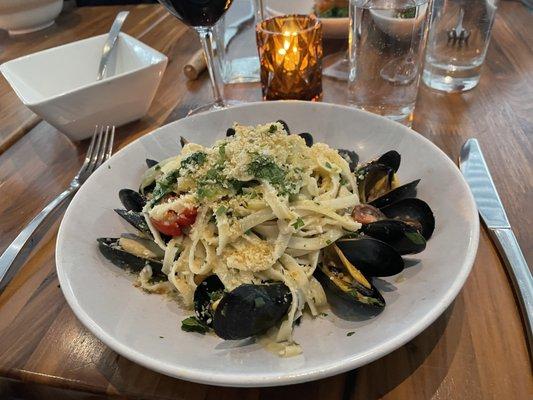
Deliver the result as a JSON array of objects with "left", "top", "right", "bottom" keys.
[
  {"left": 423, "top": 0, "right": 498, "bottom": 92},
  {"left": 215, "top": 0, "right": 262, "bottom": 84},
  {"left": 347, "top": 0, "right": 432, "bottom": 126}
]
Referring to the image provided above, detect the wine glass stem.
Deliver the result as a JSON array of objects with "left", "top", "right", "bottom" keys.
[
  {"left": 254, "top": 0, "right": 264, "bottom": 21},
  {"left": 195, "top": 27, "right": 224, "bottom": 107}
]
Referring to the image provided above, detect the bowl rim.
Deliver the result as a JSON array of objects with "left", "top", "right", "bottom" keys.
[
  {"left": 0, "top": 32, "right": 168, "bottom": 107},
  {"left": 55, "top": 100, "right": 480, "bottom": 387}
]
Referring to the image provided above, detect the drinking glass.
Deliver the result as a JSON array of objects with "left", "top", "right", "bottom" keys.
[
  {"left": 157, "top": 0, "right": 234, "bottom": 114},
  {"left": 347, "top": 0, "right": 432, "bottom": 126},
  {"left": 214, "top": 0, "right": 263, "bottom": 84},
  {"left": 423, "top": 0, "right": 499, "bottom": 92}
]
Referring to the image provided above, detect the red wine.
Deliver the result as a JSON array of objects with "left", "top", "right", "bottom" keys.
[{"left": 158, "top": 0, "right": 233, "bottom": 27}]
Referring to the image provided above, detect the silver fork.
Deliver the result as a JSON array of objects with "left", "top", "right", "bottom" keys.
[{"left": 0, "top": 125, "right": 115, "bottom": 292}]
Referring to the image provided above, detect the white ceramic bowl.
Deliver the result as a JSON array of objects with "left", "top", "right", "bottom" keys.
[
  {"left": 265, "top": 0, "right": 349, "bottom": 39},
  {"left": 0, "top": 0, "right": 63, "bottom": 35},
  {"left": 0, "top": 33, "right": 168, "bottom": 141},
  {"left": 56, "top": 101, "right": 479, "bottom": 387}
]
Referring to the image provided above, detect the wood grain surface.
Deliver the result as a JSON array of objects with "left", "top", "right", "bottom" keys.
[{"left": 0, "top": 2, "right": 532, "bottom": 400}]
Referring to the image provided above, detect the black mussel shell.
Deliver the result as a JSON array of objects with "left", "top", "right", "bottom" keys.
[
  {"left": 358, "top": 163, "right": 396, "bottom": 204},
  {"left": 213, "top": 283, "right": 292, "bottom": 340},
  {"left": 377, "top": 150, "right": 401, "bottom": 173},
  {"left": 119, "top": 189, "right": 146, "bottom": 212},
  {"left": 226, "top": 127, "right": 236, "bottom": 137},
  {"left": 97, "top": 237, "right": 163, "bottom": 274},
  {"left": 381, "top": 197, "right": 435, "bottom": 240},
  {"left": 115, "top": 209, "right": 150, "bottom": 234},
  {"left": 146, "top": 159, "right": 159, "bottom": 168},
  {"left": 194, "top": 275, "right": 225, "bottom": 327},
  {"left": 180, "top": 136, "right": 189, "bottom": 148},
  {"left": 276, "top": 119, "right": 290, "bottom": 133},
  {"left": 368, "top": 179, "right": 420, "bottom": 209},
  {"left": 298, "top": 132, "right": 313, "bottom": 147},
  {"left": 315, "top": 266, "right": 385, "bottom": 311},
  {"left": 338, "top": 149, "right": 359, "bottom": 172},
  {"left": 362, "top": 220, "right": 427, "bottom": 255},
  {"left": 336, "top": 237, "right": 404, "bottom": 277}
]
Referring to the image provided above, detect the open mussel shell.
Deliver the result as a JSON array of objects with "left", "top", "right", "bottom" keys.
[
  {"left": 362, "top": 220, "right": 427, "bottom": 255},
  {"left": 115, "top": 209, "right": 150, "bottom": 234},
  {"left": 97, "top": 236, "right": 163, "bottom": 273},
  {"left": 376, "top": 150, "right": 401, "bottom": 173},
  {"left": 213, "top": 283, "right": 292, "bottom": 340},
  {"left": 368, "top": 179, "right": 420, "bottom": 209},
  {"left": 381, "top": 198, "right": 435, "bottom": 240},
  {"left": 316, "top": 246, "right": 385, "bottom": 310},
  {"left": 119, "top": 189, "right": 146, "bottom": 212},
  {"left": 338, "top": 149, "right": 359, "bottom": 172},
  {"left": 336, "top": 237, "right": 404, "bottom": 277},
  {"left": 358, "top": 163, "right": 396, "bottom": 204},
  {"left": 276, "top": 119, "right": 291, "bottom": 133},
  {"left": 194, "top": 275, "right": 225, "bottom": 327}
]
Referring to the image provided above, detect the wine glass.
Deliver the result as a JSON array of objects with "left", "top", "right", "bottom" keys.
[{"left": 157, "top": 0, "right": 235, "bottom": 114}]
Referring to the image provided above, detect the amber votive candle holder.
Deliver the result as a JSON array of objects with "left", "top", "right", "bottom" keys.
[{"left": 256, "top": 15, "right": 323, "bottom": 101}]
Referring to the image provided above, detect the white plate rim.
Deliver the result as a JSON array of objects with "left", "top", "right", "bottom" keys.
[{"left": 56, "top": 101, "right": 479, "bottom": 387}]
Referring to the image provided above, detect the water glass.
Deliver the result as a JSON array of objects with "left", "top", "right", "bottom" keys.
[
  {"left": 423, "top": 0, "right": 498, "bottom": 92},
  {"left": 215, "top": 0, "right": 262, "bottom": 84},
  {"left": 347, "top": 0, "right": 432, "bottom": 126}
]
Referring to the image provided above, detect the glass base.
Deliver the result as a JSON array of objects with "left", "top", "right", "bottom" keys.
[
  {"left": 187, "top": 100, "right": 242, "bottom": 116},
  {"left": 323, "top": 52, "right": 349, "bottom": 81},
  {"left": 221, "top": 57, "right": 260, "bottom": 84},
  {"left": 351, "top": 103, "right": 414, "bottom": 127},
  {"left": 422, "top": 67, "right": 480, "bottom": 93}
]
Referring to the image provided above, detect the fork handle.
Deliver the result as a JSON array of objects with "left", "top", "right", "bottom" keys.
[{"left": 0, "top": 185, "right": 77, "bottom": 292}]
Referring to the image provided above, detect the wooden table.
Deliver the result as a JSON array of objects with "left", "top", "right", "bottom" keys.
[{"left": 0, "top": 3, "right": 532, "bottom": 399}]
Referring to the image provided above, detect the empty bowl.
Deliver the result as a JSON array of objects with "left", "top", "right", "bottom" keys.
[
  {"left": 0, "top": 0, "right": 63, "bottom": 35},
  {"left": 0, "top": 33, "right": 168, "bottom": 141}
]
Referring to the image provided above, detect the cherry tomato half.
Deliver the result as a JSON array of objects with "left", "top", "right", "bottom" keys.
[{"left": 150, "top": 207, "right": 198, "bottom": 237}]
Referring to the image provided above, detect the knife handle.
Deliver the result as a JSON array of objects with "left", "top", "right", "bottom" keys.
[{"left": 490, "top": 228, "right": 533, "bottom": 353}]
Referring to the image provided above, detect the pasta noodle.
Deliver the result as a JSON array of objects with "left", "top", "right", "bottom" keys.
[{"left": 140, "top": 121, "right": 362, "bottom": 351}]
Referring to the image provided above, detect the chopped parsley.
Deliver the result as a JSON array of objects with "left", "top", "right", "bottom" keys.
[
  {"left": 269, "top": 124, "right": 277, "bottom": 133},
  {"left": 292, "top": 217, "right": 305, "bottom": 230},
  {"left": 347, "top": 331, "right": 355, "bottom": 337},
  {"left": 320, "top": 312, "right": 328, "bottom": 317},
  {"left": 216, "top": 205, "right": 227, "bottom": 215},
  {"left": 396, "top": 7, "right": 416, "bottom": 19},
  {"left": 247, "top": 154, "right": 296, "bottom": 194},
  {"left": 181, "top": 316, "right": 210, "bottom": 334},
  {"left": 339, "top": 176, "right": 348, "bottom": 186},
  {"left": 325, "top": 162, "right": 332, "bottom": 169}
]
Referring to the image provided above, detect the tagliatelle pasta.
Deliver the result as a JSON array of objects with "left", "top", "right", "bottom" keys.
[{"left": 138, "top": 121, "right": 361, "bottom": 353}]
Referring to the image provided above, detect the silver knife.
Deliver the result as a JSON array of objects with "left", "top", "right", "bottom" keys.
[
  {"left": 460, "top": 138, "right": 533, "bottom": 351},
  {"left": 97, "top": 11, "right": 130, "bottom": 81}
]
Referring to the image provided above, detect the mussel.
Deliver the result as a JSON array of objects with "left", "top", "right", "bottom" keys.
[
  {"left": 146, "top": 158, "right": 159, "bottom": 168},
  {"left": 381, "top": 198, "right": 435, "bottom": 240},
  {"left": 362, "top": 220, "right": 427, "bottom": 255},
  {"left": 335, "top": 237, "right": 404, "bottom": 277},
  {"left": 368, "top": 179, "right": 419, "bottom": 209},
  {"left": 97, "top": 234, "right": 164, "bottom": 273},
  {"left": 316, "top": 245, "right": 385, "bottom": 310},
  {"left": 356, "top": 150, "right": 401, "bottom": 203},
  {"left": 276, "top": 119, "right": 291, "bottom": 134},
  {"left": 194, "top": 275, "right": 225, "bottom": 327},
  {"left": 213, "top": 283, "right": 292, "bottom": 340},
  {"left": 114, "top": 209, "right": 150, "bottom": 234},
  {"left": 119, "top": 188, "right": 146, "bottom": 212},
  {"left": 298, "top": 132, "right": 313, "bottom": 147},
  {"left": 338, "top": 149, "right": 359, "bottom": 172}
]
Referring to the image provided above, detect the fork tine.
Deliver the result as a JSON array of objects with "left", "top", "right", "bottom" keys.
[
  {"left": 88, "top": 125, "right": 104, "bottom": 172},
  {"left": 95, "top": 126, "right": 110, "bottom": 168},
  {"left": 104, "top": 126, "right": 115, "bottom": 161},
  {"left": 80, "top": 126, "right": 99, "bottom": 172}
]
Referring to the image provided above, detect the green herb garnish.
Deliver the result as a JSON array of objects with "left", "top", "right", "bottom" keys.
[
  {"left": 347, "top": 331, "right": 355, "bottom": 337},
  {"left": 181, "top": 316, "right": 210, "bottom": 334},
  {"left": 396, "top": 7, "right": 416, "bottom": 19},
  {"left": 292, "top": 217, "right": 305, "bottom": 230}
]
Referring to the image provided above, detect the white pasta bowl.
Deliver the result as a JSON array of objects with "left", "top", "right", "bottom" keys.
[
  {"left": 0, "top": 33, "right": 167, "bottom": 141},
  {"left": 0, "top": 0, "right": 63, "bottom": 35},
  {"left": 56, "top": 101, "right": 479, "bottom": 387}
]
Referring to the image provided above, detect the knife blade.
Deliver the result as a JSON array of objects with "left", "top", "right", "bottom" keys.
[{"left": 460, "top": 138, "right": 533, "bottom": 353}]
